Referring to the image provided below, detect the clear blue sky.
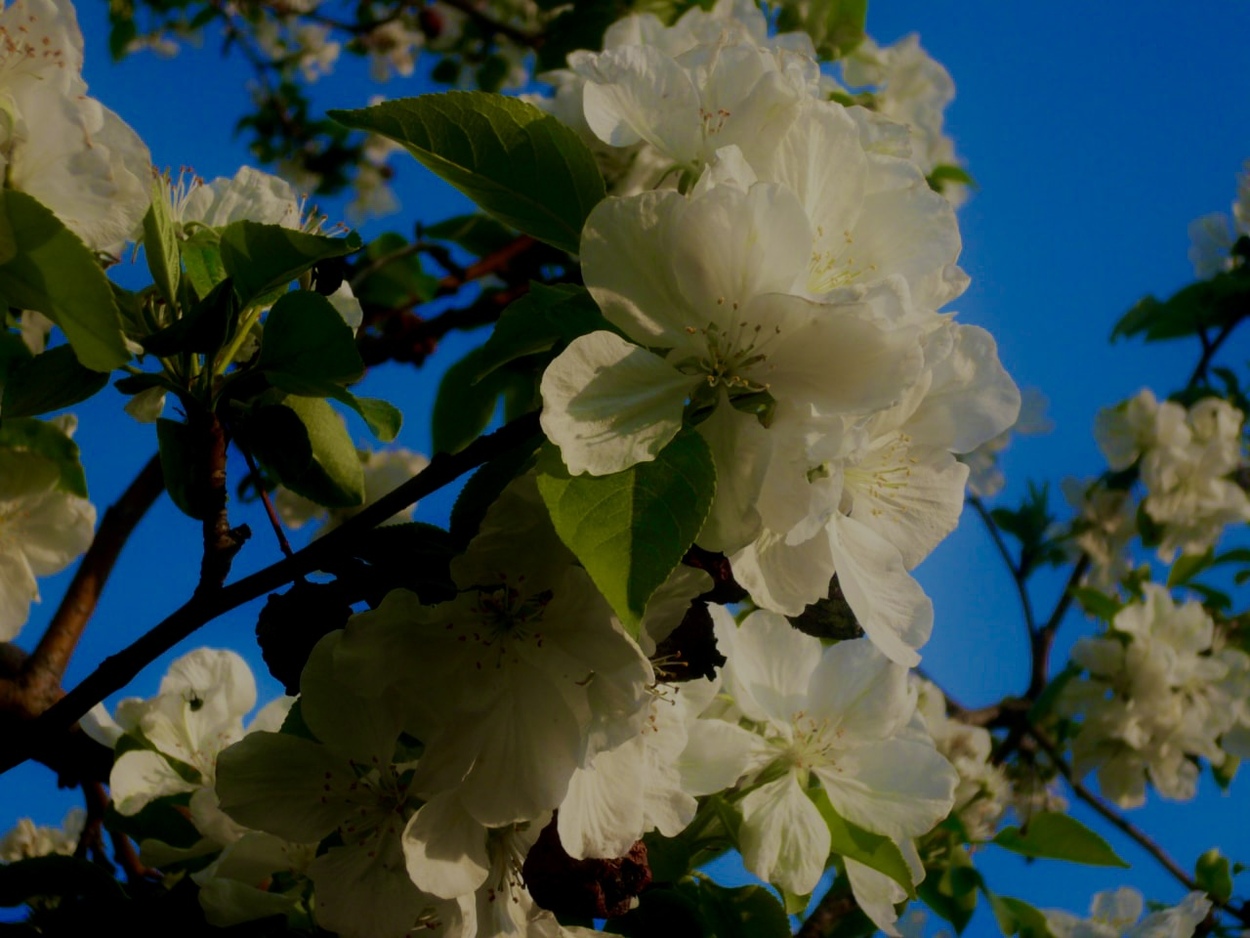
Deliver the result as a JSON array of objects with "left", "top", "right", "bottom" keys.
[{"left": 4, "top": 2, "right": 1250, "bottom": 932}]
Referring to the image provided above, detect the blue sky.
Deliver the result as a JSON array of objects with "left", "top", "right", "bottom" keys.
[{"left": 4, "top": 2, "right": 1250, "bottom": 932}]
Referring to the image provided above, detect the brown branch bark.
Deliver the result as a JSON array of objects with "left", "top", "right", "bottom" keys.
[
  {"left": 192, "top": 411, "right": 250, "bottom": 597},
  {"left": 0, "top": 412, "right": 543, "bottom": 777},
  {"left": 795, "top": 882, "right": 858, "bottom": 937}
]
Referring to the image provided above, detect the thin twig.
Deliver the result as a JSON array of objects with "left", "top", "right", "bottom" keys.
[
  {"left": 237, "top": 443, "right": 294, "bottom": 559},
  {"left": 1187, "top": 319, "right": 1239, "bottom": 388},
  {"left": 1027, "top": 554, "right": 1091, "bottom": 699},
  {"left": 438, "top": 0, "right": 542, "bottom": 47},
  {"left": 1028, "top": 724, "right": 1250, "bottom": 925},
  {"left": 968, "top": 494, "right": 1038, "bottom": 635},
  {"left": 0, "top": 412, "right": 543, "bottom": 777}
]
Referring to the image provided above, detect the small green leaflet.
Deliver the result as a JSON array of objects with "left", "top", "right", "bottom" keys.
[
  {"left": 475, "top": 282, "right": 617, "bottom": 381},
  {"left": 0, "top": 191, "right": 129, "bottom": 372},
  {"left": 987, "top": 894, "right": 1054, "bottom": 938},
  {"left": 536, "top": 430, "right": 714, "bottom": 636},
  {"left": 330, "top": 93, "right": 605, "bottom": 256},
  {"left": 258, "top": 290, "right": 365, "bottom": 391},
  {"left": 991, "top": 811, "right": 1128, "bottom": 867},
  {"left": 142, "top": 178, "right": 180, "bottom": 307}
]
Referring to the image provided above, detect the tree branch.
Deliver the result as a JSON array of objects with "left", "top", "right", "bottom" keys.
[
  {"left": 1027, "top": 554, "right": 1091, "bottom": 699},
  {"left": 192, "top": 410, "right": 250, "bottom": 597},
  {"left": 968, "top": 494, "right": 1038, "bottom": 635},
  {"left": 1027, "top": 724, "right": 1250, "bottom": 925},
  {"left": 0, "top": 412, "right": 543, "bottom": 777},
  {"left": 795, "top": 881, "right": 859, "bottom": 937}
]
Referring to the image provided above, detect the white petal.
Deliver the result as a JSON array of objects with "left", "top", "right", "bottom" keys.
[
  {"left": 110, "top": 749, "right": 197, "bottom": 816},
  {"left": 310, "top": 838, "right": 433, "bottom": 938},
  {"left": 403, "top": 791, "right": 490, "bottom": 899},
  {"left": 845, "top": 858, "right": 906, "bottom": 938},
  {"left": 808, "top": 639, "right": 913, "bottom": 742},
  {"left": 678, "top": 717, "right": 767, "bottom": 796},
  {"left": 738, "top": 774, "right": 830, "bottom": 896},
  {"left": 540, "top": 331, "right": 689, "bottom": 476},
  {"left": 558, "top": 736, "right": 648, "bottom": 859},
  {"left": 301, "top": 631, "right": 403, "bottom": 764},
  {"left": 826, "top": 515, "right": 933, "bottom": 666},
  {"left": 813, "top": 738, "right": 956, "bottom": 841},
  {"left": 731, "top": 525, "right": 837, "bottom": 617},
  {"left": 713, "top": 607, "right": 821, "bottom": 726}
]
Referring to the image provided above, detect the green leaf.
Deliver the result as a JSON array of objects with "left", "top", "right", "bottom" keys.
[
  {"left": 535, "top": 430, "right": 715, "bottom": 635},
  {"left": 431, "top": 345, "right": 535, "bottom": 454},
  {"left": 425, "top": 213, "right": 517, "bottom": 256},
  {"left": 141, "top": 277, "right": 240, "bottom": 358},
  {"left": 928, "top": 163, "right": 976, "bottom": 191},
  {"left": 1196, "top": 848, "right": 1233, "bottom": 902},
  {"left": 1070, "top": 586, "right": 1123, "bottom": 621},
  {"left": 476, "top": 282, "right": 617, "bottom": 380},
  {"left": 991, "top": 811, "right": 1128, "bottom": 867},
  {"left": 219, "top": 220, "right": 361, "bottom": 306},
  {"left": 235, "top": 403, "right": 314, "bottom": 485},
  {"left": 811, "top": 789, "right": 915, "bottom": 898},
  {"left": 0, "top": 190, "right": 129, "bottom": 371},
  {"left": 1112, "top": 269, "right": 1250, "bottom": 344},
  {"left": 344, "top": 394, "right": 402, "bottom": 443},
  {"left": 449, "top": 430, "right": 543, "bottom": 544},
  {"left": 156, "top": 418, "right": 214, "bottom": 520},
  {"left": 180, "top": 227, "right": 227, "bottom": 300},
  {"left": 1, "top": 345, "right": 108, "bottom": 418},
  {"left": 352, "top": 232, "right": 438, "bottom": 309},
  {"left": 1168, "top": 548, "right": 1216, "bottom": 586},
  {"left": 917, "top": 848, "right": 980, "bottom": 934},
  {"left": 0, "top": 417, "right": 88, "bottom": 497},
  {"left": 775, "top": 0, "right": 867, "bottom": 59},
  {"left": 259, "top": 290, "right": 365, "bottom": 391},
  {"left": 686, "top": 877, "right": 791, "bottom": 938},
  {"left": 278, "top": 396, "right": 365, "bottom": 509},
  {"left": 0, "top": 330, "right": 33, "bottom": 386},
  {"left": 330, "top": 93, "right": 605, "bottom": 255},
  {"left": 142, "top": 179, "right": 181, "bottom": 307},
  {"left": 987, "top": 894, "right": 1055, "bottom": 938}
]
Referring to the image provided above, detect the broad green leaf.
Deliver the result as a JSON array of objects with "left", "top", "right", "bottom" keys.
[
  {"left": 811, "top": 789, "right": 915, "bottom": 898},
  {"left": 141, "top": 277, "right": 240, "bottom": 358},
  {"left": 449, "top": 431, "right": 542, "bottom": 544},
  {"left": 0, "top": 330, "right": 32, "bottom": 386},
  {"left": 142, "top": 179, "right": 180, "bottom": 307},
  {"left": 1112, "top": 270, "right": 1250, "bottom": 344},
  {"left": 917, "top": 846, "right": 980, "bottom": 933},
  {"left": 431, "top": 346, "right": 535, "bottom": 454},
  {"left": 235, "top": 403, "right": 314, "bottom": 484},
  {"left": 259, "top": 290, "right": 365, "bottom": 390},
  {"left": 987, "top": 893, "right": 1054, "bottom": 938},
  {"left": 281, "top": 396, "right": 365, "bottom": 509},
  {"left": 684, "top": 877, "right": 790, "bottom": 938},
  {"left": 476, "top": 282, "right": 617, "bottom": 380},
  {"left": 180, "top": 227, "right": 226, "bottom": 299},
  {"left": 991, "top": 811, "right": 1128, "bottom": 867},
  {"left": 425, "top": 213, "right": 517, "bottom": 256},
  {"left": 219, "top": 220, "right": 361, "bottom": 306},
  {"left": 536, "top": 430, "right": 715, "bottom": 634},
  {"left": 156, "top": 418, "right": 215, "bottom": 520},
  {"left": 1, "top": 345, "right": 107, "bottom": 418},
  {"left": 0, "top": 417, "right": 88, "bottom": 497},
  {"left": 1196, "top": 848, "right": 1233, "bottom": 902},
  {"left": 343, "top": 394, "right": 402, "bottom": 443},
  {"left": 330, "top": 93, "right": 605, "bottom": 255},
  {"left": 0, "top": 191, "right": 129, "bottom": 371},
  {"left": 1168, "top": 548, "right": 1216, "bottom": 586}
]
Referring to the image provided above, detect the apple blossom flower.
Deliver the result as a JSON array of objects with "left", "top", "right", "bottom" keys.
[
  {"left": 1045, "top": 887, "right": 1211, "bottom": 938},
  {"left": 0, "top": 809, "right": 85, "bottom": 862}
]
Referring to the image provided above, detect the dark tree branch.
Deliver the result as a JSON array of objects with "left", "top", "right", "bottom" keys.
[
  {"left": 968, "top": 494, "right": 1038, "bottom": 636},
  {"left": 0, "top": 412, "right": 542, "bottom": 777},
  {"left": 795, "top": 881, "right": 859, "bottom": 937}
]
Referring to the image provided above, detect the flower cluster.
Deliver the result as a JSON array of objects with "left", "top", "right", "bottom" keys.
[
  {"left": 1095, "top": 389, "right": 1250, "bottom": 561},
  {"left": 1058, "top": 584, "right": 1249, "bottom": 807},
  {"left": 536, "top": 0, "right": 1019, "bottom": 668},
  {"left": 1045, "top": 887, "right": 1211, "bottom": 938},
  {"left": 1188, "top": 158, "right": 1250, "bottom": 278},
  {"left": 0, "top": 809, "right": 84, "bottom": 862}
]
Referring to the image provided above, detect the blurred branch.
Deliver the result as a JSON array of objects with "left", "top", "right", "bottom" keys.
[
  {"left": 795, "top": 881, "right": 858, "bottom": 937},
  {"left": 967, "top": 493, "right": 1037, "bottom": 636},
  {"left": 0, "top": 412, "right": 542, "bottom": 777}
]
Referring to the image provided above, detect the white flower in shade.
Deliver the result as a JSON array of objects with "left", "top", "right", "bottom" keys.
[
  {"left": 844, "top": 843, "right": 925, "bottom": 938},
  {"left": 276, "top": 446, "right": 429, "bottom": 535},
  {"left": 192, "top": 832, "right": 317, "bottom": 928},
  {"left": 0, "top": 446, "right": 95, "bottom": 641},
  {"left": 1059, "top": 585, "right": 1232, "bottom": 807},
  {"left": 1061, "top": 477, "right": 1137, "bottom": 591},
  {"left": 165, "top": 165, "right": 304, "bottom": 234},
  {"left": 540, "top": 181, "right": 924, "bottom": 550},
  {"left": 216, "top": 633, "right": 462, "bottom": 938},
  {"left": 567, "top": 4, "right": 818, "bottom": 175},
  {"left": 965, "top": 386, "right": 1054, "bottom": 498},
  {"left": 730, "top": 321, "right": 1018, "bottom": 666},
  {"left": 841, "top": 34, "right": 965, "bottom": 204},
  {"left": 107, "top": 647, "right": 291, "bottom": 848},
  {"left": 556, "top": 678, "right": 716, "bottom": 860},
  {"left": 1045, "top": 887, "right": 1211, "bottom": 938},
  {"left": 334, "top": 476, "right": 653, "bottom": 829},
  {"left": 1188, "top": 159, "right": 1250, "bottom": 278},
  {"left": 1094, "top": 389, "right": 1176, "bottom": 472},
  {"left": 0, "top": 0, "right": 151, "bottom": 252},
  {"left": 0, "top": 809, "right": 85, "bottom": 862},
  {"left": 681, "top": 608, "right": 956, "bottom": 896}
]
